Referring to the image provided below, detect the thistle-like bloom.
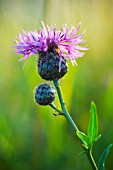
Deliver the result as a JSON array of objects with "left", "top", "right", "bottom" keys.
[{"left": 13, "top": 21, "right": 88, "bottom": 69}]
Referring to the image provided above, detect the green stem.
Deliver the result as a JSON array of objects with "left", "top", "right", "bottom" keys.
[
  {"left": 53, "top": 79, "right": 98, "bottom": 170},
  {"left": 53, "top": 79, "right": 79, "bottom": 132},
  {"left": 49, "top": 103, "right": 64, "bottom": 115},
  {"left": 87, "top": 149, "right": 98, "bottom": 170}
]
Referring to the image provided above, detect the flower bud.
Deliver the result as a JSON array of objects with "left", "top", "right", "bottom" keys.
[{"left": 35, "top": 83, "right": 55, "bottom": 105}]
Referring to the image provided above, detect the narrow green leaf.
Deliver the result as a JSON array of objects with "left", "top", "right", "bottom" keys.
[
  {"left": 87, "top": 101, "right": 98, "bottom": 146},
  {"left": 76, "top": 131, "right": 89, "bottom": 145},
  {"left": 95, "top": 134, "right": 101, "bottom": 142},
  {"left": 79, "top": 150, "right": 87, "bottom": 156},
  {"left": 98, "top": 144, "right": 112, "bottom": 170},
  {"left": 82, "top": 144, "right": 88, "bottom": 150}
]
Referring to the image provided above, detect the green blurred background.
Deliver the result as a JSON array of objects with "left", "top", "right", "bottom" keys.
[{"left": 0, "top": 0, "right": 113, "bottom": 169}]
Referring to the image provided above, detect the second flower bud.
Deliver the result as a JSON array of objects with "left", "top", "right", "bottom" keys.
[{"left": 34, "top": 83, "right": 56, "bottom": 106}]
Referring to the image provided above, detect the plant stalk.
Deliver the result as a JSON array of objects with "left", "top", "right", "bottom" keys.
[
  {"left": 53, "top": 79, "right": 98, "bottom": 170},
  {"left": 53, "top": 79, "right": 79, "bottom": 132},
  {"left": 87, "top": 149, "right": 98, "bottom": 170},
  {"left": 49, "top": 103, "right": 64, "bottom": 115}
]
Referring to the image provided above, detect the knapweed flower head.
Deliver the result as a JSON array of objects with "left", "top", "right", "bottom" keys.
[
  {"left": 13, "top": 21, "right": 88, "bottom": 80},
  {"left": 14, "top": 21, "right": 88, "bottom": 67}
]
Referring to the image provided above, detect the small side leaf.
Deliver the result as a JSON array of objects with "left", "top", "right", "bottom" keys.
[
  {"left": 76, "top": 131, "right": 89, "bottom": 146},
  {"left": 79, "top": 150, "right": 87, "bottom": 156},
  {"left": 98, "top": 144, "right": 113, "bottom": 170},
  {"left": 87, "top": 101, "right": 98, "bottom": 146},
  {"left": 82, "top": 144, "right": 88, "bottom": 150},
  {"left": 95, "top": 134, "right": 101, "bottom": 142}
]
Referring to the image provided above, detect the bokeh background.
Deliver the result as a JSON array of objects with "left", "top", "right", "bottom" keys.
[{"left": 0, "top": 0, "right": 113, "bottom": 169}]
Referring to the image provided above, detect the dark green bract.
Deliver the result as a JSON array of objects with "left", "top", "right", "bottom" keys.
[
  {"left": 38, "top": 50, "right": 68, "bottom": 81},
  {"left": 35, "top": 83, "right": 55, "bottom": 106}
]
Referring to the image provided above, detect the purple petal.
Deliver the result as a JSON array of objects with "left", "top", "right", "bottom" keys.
[{"left": 13, "top": 21, "right": 88, "bottom": 69}]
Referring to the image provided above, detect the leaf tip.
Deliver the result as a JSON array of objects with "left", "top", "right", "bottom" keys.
[
  {"left": 91, "top": 101, "right": 96, "bottom": 108},
  {"left": 98, "top": 143, "right": 113, "bottom": 169}
]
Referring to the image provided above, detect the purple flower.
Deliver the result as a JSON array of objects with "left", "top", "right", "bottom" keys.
[{"left": 13, "top": 21, "right": 88, "bottom": 67}]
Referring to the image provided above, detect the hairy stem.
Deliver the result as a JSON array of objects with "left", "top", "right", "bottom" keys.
[{"left": 53, "top": 79, "right": 98, "bottom": 170}]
